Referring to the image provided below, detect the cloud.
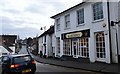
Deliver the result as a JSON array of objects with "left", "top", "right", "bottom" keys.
[
  {"left": 2, "top": 27, "right": 42, "bottom": 39},
  {"left": 0, "top": 0, "right": 82, "bottom": 39},
  {"left": 2, "top": 9, "right": 21, "bottom": 14}
]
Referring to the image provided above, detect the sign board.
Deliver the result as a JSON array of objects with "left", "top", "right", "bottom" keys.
[{"left": 61, "top": 29, "right": 90, "bottom": 40}]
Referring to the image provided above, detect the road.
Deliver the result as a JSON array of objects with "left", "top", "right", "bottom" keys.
[
  {"left": 0, "top": 45, "right": 102, "bottom": 74},
  {"left": 18, "top": 45, "right": 102, "bottom": 74},
  {"left": 35, "top": 62, "right": 102, "bottom": 74}
]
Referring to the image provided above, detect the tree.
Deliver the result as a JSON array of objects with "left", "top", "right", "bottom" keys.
[{"left": 27, "top": 37, "right": 33, "bottom": 46}]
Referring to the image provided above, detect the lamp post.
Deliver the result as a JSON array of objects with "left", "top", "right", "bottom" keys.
[{"left": 40, "top": 26, "right": 46, "bottom": 58}]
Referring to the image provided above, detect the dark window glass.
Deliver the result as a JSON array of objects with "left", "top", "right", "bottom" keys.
[{"left": 14, "top": 56, "right": 31, "bottom": 64}]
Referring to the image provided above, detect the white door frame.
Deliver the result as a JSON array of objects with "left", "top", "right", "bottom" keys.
[
  {"left": 95, "top": 32, "right": 106, "bottom": 62},
  {"left": 72, "top": 39, "right": 78, "bottom": 58}
]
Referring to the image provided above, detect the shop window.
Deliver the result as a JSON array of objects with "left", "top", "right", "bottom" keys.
[
  {"left": 79, "top": 38, "right": 89, "bottom": 58},
  {"left": 63, "top": 39, "right": 71, "bottom": 55}
]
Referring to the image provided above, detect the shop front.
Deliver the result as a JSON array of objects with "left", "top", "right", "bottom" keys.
[{"left": 61, "top": 29, "right": 90, "bottom": 59}]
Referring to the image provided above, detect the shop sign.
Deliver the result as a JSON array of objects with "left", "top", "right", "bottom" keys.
[
  {"left": 66, "top": 32, "right": 83, "bottom": 38},
  {"left": 61, "top": 29, "right": 90, "bottom": 40}
]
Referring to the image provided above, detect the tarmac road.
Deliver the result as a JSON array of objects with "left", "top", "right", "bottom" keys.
[{"left": 35, "top": 62, "right": 102, "bottom": 74}]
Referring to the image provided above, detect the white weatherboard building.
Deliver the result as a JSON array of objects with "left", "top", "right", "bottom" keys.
[
  {"left": 38, "top": 26, "right": 55, "bottom": 57},
  {"left": 51, "top": 0, "right": 120, "bottom": 63}
]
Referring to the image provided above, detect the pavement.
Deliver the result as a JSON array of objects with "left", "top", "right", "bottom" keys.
[{"left": 33, "top": 55, "right": 119, "bottom": 74}]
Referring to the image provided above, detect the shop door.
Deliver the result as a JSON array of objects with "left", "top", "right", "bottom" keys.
[
  {"left": 95, "top": 32, "right": 106, "bottom": 62},
  {"left": 72, "top": 39, "right": 78, "bottom": 58}
]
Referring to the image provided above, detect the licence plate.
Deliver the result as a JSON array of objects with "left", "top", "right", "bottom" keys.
[{"left": 22, "top": 69, "right": 31, "bottom": 73}]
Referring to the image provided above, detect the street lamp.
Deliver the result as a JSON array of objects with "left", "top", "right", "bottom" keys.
[
  {"left": 40, "top": 26, "right": 46, "bottom": 58},
  {"left": 111, "top": 21, "right": 120, "bottom": 26},
  {"left": 40, "top": 26, "right": 46, "bottom": 32}
]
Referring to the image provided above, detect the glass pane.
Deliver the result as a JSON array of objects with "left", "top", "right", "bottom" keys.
[
  {"left": 95, "top": 32, "right": 106, "bottom": 58},
  {"left": 14, "top": 56, "right": 31, "bottom": 64},
  {"left": 97, "top": 53, "right": 99, "bottom": 58}
]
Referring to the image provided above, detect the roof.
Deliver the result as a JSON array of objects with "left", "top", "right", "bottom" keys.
[
  {"left": 51, "top": 2, "right": 86, "bottom": 19},
  {"left": 0, "top": 35, "right": 17, "bottom": 46},
  {"left": 38, "top": 25, "right": 54, "bottom": 38}
]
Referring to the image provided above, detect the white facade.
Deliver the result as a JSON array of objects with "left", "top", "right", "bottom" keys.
[
  {"left": 9, "top": 46, "right": 15, "bottom": 54},
  {"left": 38, "top": 26, "right": 55, "bottom": 57},
  {"left": 0, "top": 46, "right": 11, "bottom": 55},
  {"left": 51, "top": 0, "right": 120, "bottom": 63}
]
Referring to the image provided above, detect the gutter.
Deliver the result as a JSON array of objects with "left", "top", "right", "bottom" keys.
[{"left": 107, "top": 1, "right": 112, "bottom": 63}]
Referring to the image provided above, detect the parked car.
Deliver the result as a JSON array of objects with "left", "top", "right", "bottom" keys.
[{"left": 1, "top": 54, "right": 36, "bottom": 74}]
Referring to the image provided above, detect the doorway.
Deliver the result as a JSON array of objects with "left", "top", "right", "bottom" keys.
[{"left": 72, "top": 39, "right": 78, "bottom": 58}]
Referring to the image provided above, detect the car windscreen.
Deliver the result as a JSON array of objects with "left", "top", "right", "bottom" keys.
[{"left": 13, "top": 55, "right": 31, "bottom": 64}]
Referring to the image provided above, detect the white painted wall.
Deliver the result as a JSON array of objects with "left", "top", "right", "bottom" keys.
[
  {"left": 54, "top": 1, "right": 119, "bottom": 63},
  {"left": 52, "top": 34, "right": 56, "bottom": 56},
  {"left": 38, "top": 37, "right": 43, "bottom": 54},
  {"left": 46, "top": 35, "right": 49, "bottom": 57},
  {"left": 38, "top": 33, "right": 55, "bottom": 57},
  {"left": 9, "top": 46, "right": 15, "bottom": 54},
  {"left": 109, "top": 2, "right": 119, "bottom": 63},
  {"left": 0, "top": 46, "right": 10, "bottom": 55},
  {"left": 118, "top": 1, "right": 120, "bottom": 56}
]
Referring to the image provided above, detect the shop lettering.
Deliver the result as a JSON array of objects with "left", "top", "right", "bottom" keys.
[{"left": 66, "top": 32, "right": 83, "bottom": 38}]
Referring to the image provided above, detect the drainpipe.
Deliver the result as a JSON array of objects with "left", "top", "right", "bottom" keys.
[{"left": 107, "top": 0, "right": 112, "bottom": 63}]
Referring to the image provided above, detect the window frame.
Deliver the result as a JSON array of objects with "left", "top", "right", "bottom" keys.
[
  {"left": 63, "top": 39, "right": 71, "bottom": 55},
  {"left": 92, "top": 2, "right": 104, "bottom": 21},
  {"left": 64, "top": 14, "right": 70, "bottom": 29},
  {"left": 56, "top": 18, "right": 61, "bottom": 31},
  {"left": 78, "top": 38, "right": 89, "bottom": 58},
  {"left": 95, "top": 32, "right": 106, "bottom": 58},
  {"left": 76, "top": 8, "right": 85, "bottom": 26}
]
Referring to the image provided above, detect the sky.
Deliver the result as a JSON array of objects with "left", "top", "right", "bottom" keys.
[{"left": 0, "top": 0, "right": 82, "bottom": 39}]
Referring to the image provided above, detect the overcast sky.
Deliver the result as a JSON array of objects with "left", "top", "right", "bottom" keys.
[{"left": 0, "top": 0, "right": 82, "bottom": 39}]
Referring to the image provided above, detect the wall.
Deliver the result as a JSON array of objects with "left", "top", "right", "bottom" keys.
[
  {"left": 46, "top": 35, "right": 50, "bottom": 57},
  {"left": 118, "top": 1, "right": 120, "bottom": 56},
  {"left": 0, "top": 46, "right": 10, "bottom": 55},
  {"left": 9, "top": 46, "right": 15, "bottom": 54},
  {"left": 38, "top": 37, "right": 43, "bottom": 54},
  {"left": 54, "top": 1, "right": 112, "bottom": 63},
  {"left": 52, "top": 34, "right": 56, "bottom": 56},
  {"left": 109, "top": 2, "right": 119, "bottom": 63}
]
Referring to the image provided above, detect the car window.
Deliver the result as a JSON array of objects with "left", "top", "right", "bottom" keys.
[{"left": 13, "top": 55, "right": 31, "bottom": 64}]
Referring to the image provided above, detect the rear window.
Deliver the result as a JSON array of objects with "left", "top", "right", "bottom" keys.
[{"left": 13, "top": 55, "right": 31, "bottom": 64}]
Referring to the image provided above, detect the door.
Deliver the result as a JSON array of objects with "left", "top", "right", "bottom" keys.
[
  {"left": 95, "top": 32, "right": 106, "bottom": 62},
  {"left": 72, "top": 39, "right": 78, "bottom": 58}
]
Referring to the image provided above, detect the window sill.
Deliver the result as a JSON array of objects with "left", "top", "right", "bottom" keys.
[
  {"left": 76, "top": 23, "right": 85, "bottom": 27},
  {"left": 64, "top": 27, "right": 70, "bottom": 30},
  {"left": 92, "top": 19, "right": 104, "bottom": 23}
]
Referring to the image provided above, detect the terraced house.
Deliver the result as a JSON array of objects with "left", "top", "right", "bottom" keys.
[{"left": 51, "top": 0, "right": 120, "bottom": 63}]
